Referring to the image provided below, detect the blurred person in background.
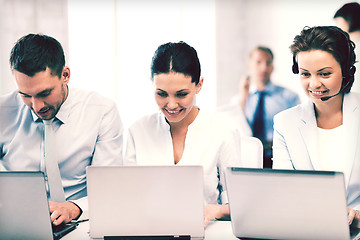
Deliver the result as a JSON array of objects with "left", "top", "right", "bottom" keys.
[
  {"left": 334, "top": 2, "right": 360, "bottom": 93},
  {"left": 219, "top": 46, "right": 300, "bottom": 168}
]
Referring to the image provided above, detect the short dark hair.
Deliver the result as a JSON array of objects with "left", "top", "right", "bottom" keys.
[
  {"left": 9, "top": 33, "right": 65, "bottom": 78},
  {"left": 290, "top": 26, "right": 356, "bottom": 93},
  {"left": 150, "top": 41, "right": 201, "bottom": 85},
  {"left": 334, "top": 2, "right": 360, "bottom": 33},
  {"left": 250, "top": 46, "right": 274, "bottom": 60}
]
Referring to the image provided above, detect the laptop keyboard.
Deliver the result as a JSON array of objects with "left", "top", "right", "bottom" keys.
[{"left": 52, "top": 222, "right": 78, "bottom": 240}]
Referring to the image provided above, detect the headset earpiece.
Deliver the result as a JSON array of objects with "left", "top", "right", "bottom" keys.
[
  {"left": 349, "top": 66, "right": 356, "bottom": 76},
  {"left": 292, "top": 56, "right": 299, "bottom": 74}
]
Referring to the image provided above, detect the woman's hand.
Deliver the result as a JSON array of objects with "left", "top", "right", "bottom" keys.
[
  {"left": 348, "top": 208, "right": 360, "bottom": 227},
  {"left": 204, "top": 204, "right": 230, "bottom": 226}
]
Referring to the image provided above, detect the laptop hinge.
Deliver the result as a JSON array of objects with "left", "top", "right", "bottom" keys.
[{"left": 104, "top": 235, "right": 191, "bottom": 240}]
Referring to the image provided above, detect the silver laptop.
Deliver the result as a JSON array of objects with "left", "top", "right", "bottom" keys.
[
  {"left": 0, "top": 171, "right": 77, "bottom": 240},
  {"left": 225, "top": 167, "right": 360, "bottom": 240},
  {"left": 87, "top": 165, "right": 205, "bottom": 239}
]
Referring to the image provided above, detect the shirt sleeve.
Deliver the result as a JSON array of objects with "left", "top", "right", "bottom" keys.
[
  {"left": 71, "top": 196, "right": 88, "bottom": 220},
  {"left": 91, "top": 102, "right": 124, "bottom": 167},
  {"left": 0, "top": 162, "right": 5, "bottom": 171},
  {"left": 123, "top": 128, "right": 137, "bottom": 166},
  {"left": 75, "top": 102, "right": 123, "bottom": 218},
  {"left": 218, "top": 127, "right": 242, "bottom": 204},
  {"left": 0, "top": 146, "right": 5, "bottom": 170},
  {"left": 272, "top": 114, "right": 295, "bottom": 170}
]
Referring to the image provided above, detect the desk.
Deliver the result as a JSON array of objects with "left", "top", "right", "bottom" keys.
[{"left": 63, "top": 220, "right": 237, "bottom": 240}]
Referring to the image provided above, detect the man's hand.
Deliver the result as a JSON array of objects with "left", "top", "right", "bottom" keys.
[
  {"left": 238, "top": 76, "right": 250, "bottom": 110},
  {"left": 348, "top": 208, "right": 360, "bottom": 228},
  {"left": 49, "top": 201, "right": 81, "bottom": 226}
]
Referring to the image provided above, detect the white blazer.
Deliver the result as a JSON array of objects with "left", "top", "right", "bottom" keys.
[{"left": 273, "top": 92, "right": 360, "bottom": 210}]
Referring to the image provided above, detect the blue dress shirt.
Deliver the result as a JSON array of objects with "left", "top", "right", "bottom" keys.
[
  {"left": 0, "top": 88, "right": 123, "bottom": 213},
  {"left": 244, "top": 82, "right": 300, "bottom": 143}
]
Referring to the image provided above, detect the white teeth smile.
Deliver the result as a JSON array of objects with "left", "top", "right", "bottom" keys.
[
  {"left": 310, "top": 90, "right": 328, "bottom": 94},
  {"left": 167, "top": 110, "right": 180, "bottom": 114}
]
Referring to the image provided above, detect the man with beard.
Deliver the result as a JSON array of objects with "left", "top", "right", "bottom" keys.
[{"left": 0, "top": 34, "right": 123, "bottom": 225}]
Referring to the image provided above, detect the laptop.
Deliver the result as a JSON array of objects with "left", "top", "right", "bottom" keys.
[
  {"left": 225, "top": 167, "right": 360, "bottom": 240},
  {"left": 0, "top": 171, "right": 77, "bottom": 240},
  {"left": 86, "top": 165, "right": 205, "bottom": 239}
]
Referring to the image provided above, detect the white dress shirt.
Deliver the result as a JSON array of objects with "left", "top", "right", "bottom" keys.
[
  {"left": 0, "top": 88, "right": 124, "bottom": 214},
  {"left": 124, "top": 110, "right": 241, "bottom": 205},
  {"left": 317, "top": 126, "right": 347, "bottom": 177}
]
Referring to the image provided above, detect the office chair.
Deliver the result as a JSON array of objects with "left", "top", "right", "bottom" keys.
[{"left": 240, "top": 136, "right": 263, "bottom": 168}]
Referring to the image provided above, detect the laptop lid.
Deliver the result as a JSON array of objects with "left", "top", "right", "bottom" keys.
[
  {"left": 87, "top": 166, "right": 204, "bottom": 239},
  {"left": 0, "top": 171, "right": 76, "bottom": 240},
  {"left": 225, "top": 168, "right": 351, "bottom": 240}
]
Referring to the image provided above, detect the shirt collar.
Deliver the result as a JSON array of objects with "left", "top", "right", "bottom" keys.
[
  {"left": 55, "top": 87, "right": 72, "bottom": 124},
  {"left": 158, "top": 107, "right": 202, "bottom": 131},
  {"left": 249, "top": 81, "right": 275, "bottom": 95},
  {"left": 30, "top": 87, "right": 72, "bottom": 124},
  {"left": 158, "top": 105, "right": 203, "bottom": 131},
  {"left": 158, "top": 110, "right": 171, "bottom": 131}
]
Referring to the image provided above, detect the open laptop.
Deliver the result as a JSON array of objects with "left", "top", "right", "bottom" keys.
[
  {"left": 225, "top": 167, "right": 360, "bottom": 240},
  {"left": 87, "top": 165, "right": 204, "bottom": 239},
  {"left": 0, "top": 171, "right": 77, "bottom": 240}
]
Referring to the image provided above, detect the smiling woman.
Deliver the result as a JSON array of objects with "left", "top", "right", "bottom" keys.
[
  {"left": 296, "top": 50, "right": 343, "bottom": 111},
  {"left": 154, "top": 72, "right": 202, "bottom": 126},
  {"left": 124, "top": 41, "right": 242, "bottom": 226},
  {"left": 272, "top": 26, "right": 360, "bottom": 228}
]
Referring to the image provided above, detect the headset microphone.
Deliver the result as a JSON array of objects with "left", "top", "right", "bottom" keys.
[
  {"left": 320, "top": 91, "right": 342, "bottom": 101},
  {"left": 320, "top": 81, "right": 350, "bottom": 101}
]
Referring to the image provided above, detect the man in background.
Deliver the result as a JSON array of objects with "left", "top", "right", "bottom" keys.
[
  {"left": 220, "top": 46, "right": 300, "bottom": 168},
  {"left": 0, "top": 34, "right": 123, "bottom": 224}
]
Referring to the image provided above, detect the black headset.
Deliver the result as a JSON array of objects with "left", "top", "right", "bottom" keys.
[{"left": 291, "top": 26, "right": 356, "bottom": 91}]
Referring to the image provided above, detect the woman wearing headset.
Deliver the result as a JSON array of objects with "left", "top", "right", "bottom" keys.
[{"left": 272, "top": 26, "right": 360, "bottom": 227}]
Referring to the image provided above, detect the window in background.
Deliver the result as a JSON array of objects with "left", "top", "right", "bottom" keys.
[{"left": 67, "top": 0, "right": 216, "bottom": 129}]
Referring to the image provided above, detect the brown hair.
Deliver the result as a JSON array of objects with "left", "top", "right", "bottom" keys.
[
  {"left": 250, "top": 46, "right": 274, "bottom": 60},
  {"left": 290, "top": 26, "right": 356, "bottom": 93}
]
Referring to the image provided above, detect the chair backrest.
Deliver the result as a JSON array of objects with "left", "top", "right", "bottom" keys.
[{"left": 240, "top": 136, "right": 263, "bottom": 168}]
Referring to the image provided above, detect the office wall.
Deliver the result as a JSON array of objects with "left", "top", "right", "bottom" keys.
[
  {"left": 0, "top": 0, "right": 68, "bottom": 95},
  {"left": 0, "top": 0, "right": 357, "bottom": 109},
  {"left": 67, "top": 0, "right": 216, "bottom": 129}
]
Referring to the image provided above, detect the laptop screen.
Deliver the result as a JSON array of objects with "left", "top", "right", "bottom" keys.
[
  {"left": 225, "top": 168, "right": 350, "bottom": 240},
  {"left": 87, "top": 166, "right": 205, "bottom": 239},
  {"left": 0, "top": 171, "right": 76, "bottom": 240}
]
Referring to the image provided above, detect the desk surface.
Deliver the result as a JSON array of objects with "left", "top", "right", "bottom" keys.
[
  {"left": 63, "top": 220, "right": 237, "bottom": 240},
  {"left": 63, "top": 220, "right": 360, "bottom": 240}
]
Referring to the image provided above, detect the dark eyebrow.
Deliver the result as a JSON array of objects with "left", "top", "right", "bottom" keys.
[
  {"left": 317, "top": 67, "right": 333, "bottom": 72},
  {"left": 18, "top": 88, "right": 53, "bottom": 98},
  {"left": 176, "top": 89, "right": 190, "bottom": 93},
  {"left": 156, "top": 89, "right": 190, "bottom": 93},
  {"left": 36, "top": 89, "right": 53, "bottom": 96},
  {"left": 18, "top": 91, "right": 31, "bottom": 97}
]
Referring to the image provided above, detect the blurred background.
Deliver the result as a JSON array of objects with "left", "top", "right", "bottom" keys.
[{"left": 0, "top": 0, "right": 355, "bottom": 128}]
